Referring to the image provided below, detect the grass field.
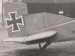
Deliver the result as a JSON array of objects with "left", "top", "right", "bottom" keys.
[{"left": 0, "top": 28, "right": 75, "bottom": 56}]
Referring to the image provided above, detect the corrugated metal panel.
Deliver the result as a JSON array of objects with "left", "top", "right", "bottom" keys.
[
  {"left": 45, "top": 13, "right": 74, "bottom": 27},
  {"left": 23, "top": 12, "right": 74, "bottom": 35},
  {"left": 24, "top": 13, "right": 47, "bottom": 35}
]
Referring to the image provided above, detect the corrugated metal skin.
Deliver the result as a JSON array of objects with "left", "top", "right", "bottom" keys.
[
  {"left": 45, "top": 13, "right": 74, "bottom": 27},
  {"left": 24, "top": 13, "right": 47, "bottom": 35},
  {"left": 3, "top": 2, "right": 28, "bottom": 37},
  {"left": 45, "top": 22, "right": 75, "bottom": 42},
  {"left": 23, "top": 13, "right": 74, "bottom": 35},
  {"left": 27, "top": 21, "right": 75, "bottom": 42},
  {"left": 21, "top": 0, "right": 75, "bottom": 3}
]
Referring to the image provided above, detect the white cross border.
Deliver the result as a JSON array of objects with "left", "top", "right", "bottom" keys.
[{"left": 5, "top": 11, "right": 24, "bottom": 32}]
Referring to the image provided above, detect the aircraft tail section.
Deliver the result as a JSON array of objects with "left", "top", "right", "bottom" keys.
[
  {"left": 3, "top": 2, "right": 75, "bottom": 40},
  {"left": 3, "top": 2, "right": 28, "bottom": 37}
]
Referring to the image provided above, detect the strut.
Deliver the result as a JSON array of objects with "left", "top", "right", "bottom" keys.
[{"left": 39, "top": 41, "right": 51, "bottom": 50}]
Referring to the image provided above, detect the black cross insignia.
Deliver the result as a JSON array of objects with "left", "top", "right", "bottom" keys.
[{"left": 6, "top": 12, "right": 24, "bottom": 32}]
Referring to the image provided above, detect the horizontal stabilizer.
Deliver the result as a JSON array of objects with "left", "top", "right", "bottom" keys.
[
  {"left": 3, "top": 37, "right": 26, "bottom": 42},
  {"left": 3, "top": 31, "right": 57, "bottom": 43},
  {"left": 24, "top": 31, "right": 57, "bottom": 42}
]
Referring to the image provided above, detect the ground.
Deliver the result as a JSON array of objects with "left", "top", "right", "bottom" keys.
[{"left": 0, "top": 27, "right": 75, "bottom": 56}]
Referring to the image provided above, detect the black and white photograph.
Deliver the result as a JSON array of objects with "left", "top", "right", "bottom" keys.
[{"left": 0, "top": 0, "right": 75, "bottom": 56}]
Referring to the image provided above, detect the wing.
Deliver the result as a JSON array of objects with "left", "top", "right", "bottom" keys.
[{"left": 3, "top": 31, "right": 57, "bottom": 43}]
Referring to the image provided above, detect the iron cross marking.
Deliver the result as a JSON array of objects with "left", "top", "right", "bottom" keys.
[{"left": 6, "top": 12, "right": 24, "bottom": 32}]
